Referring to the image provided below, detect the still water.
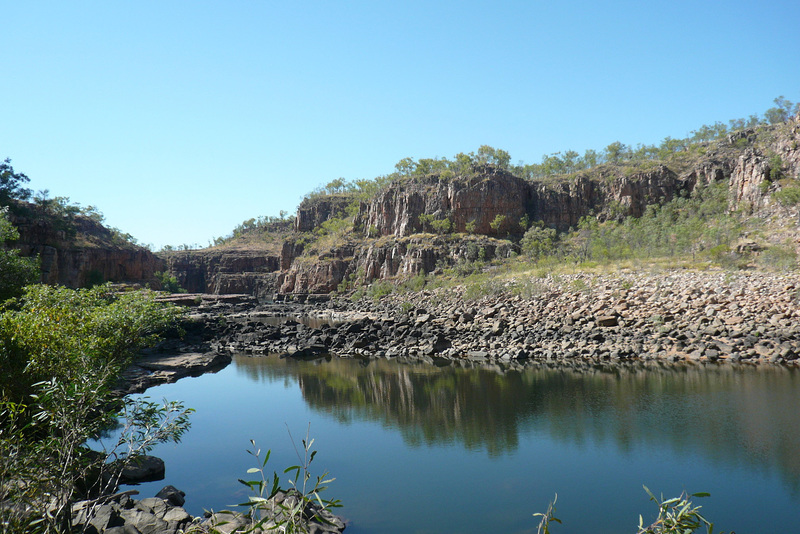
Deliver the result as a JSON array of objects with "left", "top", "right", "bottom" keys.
[{"left": 124, "top": 355, "right": 800, "bottom": 533}]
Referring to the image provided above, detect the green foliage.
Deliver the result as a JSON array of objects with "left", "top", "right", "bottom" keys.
[
  {"left": 767, "top": 153, "right": 785, "bottom": 181},
  {"left": 0, "top": 284, "right": 187, "bottom": 532},
  {"left": 533, "top": 494, "right": 561, "bottom": 534},
  {"left": 463, "top": 275, "right": 505, "bottom": 301},
  {"left": 521, "top": 223, "right": 558, "bottom": 260},
  {"left": 213, "top": 211, "right": 294, "bottom": 246},
  {"left": 0, "top": 284, "right": 183, "bottom": 403},
  {"left": 773, "top": 181, "right": 800, "bottom": 206},
  {"left": 529, "top": 180, "right": 742, "bottom": 268},
  {"left": 465, "top": 219, "right": 477, "bottom": 234},
  {"left": 418, "top": 213, "right": 452, "bottom": 234},
  {"left": 756, "top": 245, "right": 797, "bottom": 272},
  {"left": 367, "top": 281, "right": 393, "bottom": 302},
  {"left": 475, "top": 145, "right": 511, "bottom": 170},
  {"left": 400, "top": 273, "right": 427, "bottom": 292},
  {"left": 489, "top": 214, "right": 507, "bottom": 233},
  {"left": 764, "top": 95, "right": 797, "bottom": 125},
  {"left": 637, "top": 486, "right": 724, "bottom": 534},
  {"left": 316, "top": 216, "right": 351, "bottom": 237},
  {"left": 228, "top": 426, "right": 341, "bottom": 534},
  {"left": 0, "top": 158, "right": 32, "bottom": 204},
  {"left": 155, "top": 270, "right": 187, "bottom": 293},
  {"left": 430, "top": 217, "right": 452, "bottom": 234},
  {"left": 32, "top": 190, "right": 105, "bottom": 224},
  {"left": 532, "top": 488, "right": 727, "bottom": 534},
  {"left": 0, "top": 210, "right": 40, "bottom": 302}
]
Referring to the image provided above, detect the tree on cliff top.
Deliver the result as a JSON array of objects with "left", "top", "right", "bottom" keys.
[{"left": 0, "top": 158, "right": 32, "bottom": 205}]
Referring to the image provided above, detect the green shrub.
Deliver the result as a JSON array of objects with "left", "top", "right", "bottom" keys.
[
  {"left": 773, "top": 182, "right": 800, "bottom": 206},
  {"left": 221, "top": 426, "right": 341, "bottom": 534},
  {"left": 757, "top": 245, "right": 797, "bottom": 272},
  {"left": 0, "top": 284, "right": 187, "bottom": 532},
  {"left": 489, "top": 214, "right": 507, "bottom": 233},
  {"left": 367, "top": 281, "right": 393, "bottom": 302},
  {"left": 155, "top": 270, "right": 187, "bottom": 293},
  {"left": 0, "top": 210, "right": 39, "bottom": 302}
]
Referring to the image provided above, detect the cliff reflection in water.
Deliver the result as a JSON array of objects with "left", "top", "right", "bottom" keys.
[{"left": 234, "top": 355, "right": 800, "bottom": 490}]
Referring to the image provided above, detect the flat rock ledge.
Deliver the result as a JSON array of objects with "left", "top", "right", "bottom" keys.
[
  {"left": 71, "top": 487, "right": 346, "bottom": 534},
  {"left": 116, "top": 351, "right": 232, "bottom": 395}
]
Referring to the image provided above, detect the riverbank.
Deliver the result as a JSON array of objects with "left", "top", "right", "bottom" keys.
[{"left": 215, "top": 269, "right": 799, "bottom": 367}]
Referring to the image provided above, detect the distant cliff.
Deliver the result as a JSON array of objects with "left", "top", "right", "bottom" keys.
[{"left": 163, "top": 114, "right": 800, "bottom": 296}]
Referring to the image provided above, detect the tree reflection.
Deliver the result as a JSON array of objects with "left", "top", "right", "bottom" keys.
[{"left": 234, "top": 355, "right": 800, "bottom": 490}]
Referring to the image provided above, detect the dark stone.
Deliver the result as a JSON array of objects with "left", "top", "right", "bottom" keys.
[
  {"left": 118, "top": 455, "right": 165, "bottom": 484},
  {"left": 155, "top": 485, "right": 186, "bottom": 507}
]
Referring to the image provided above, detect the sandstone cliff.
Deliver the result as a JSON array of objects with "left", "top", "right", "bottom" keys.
[
  {"left": 8, "top": 202, "right": 164, "bottom": 288},
  {"left": 163, "top": 115, "right": 800, "bottom": 297}
]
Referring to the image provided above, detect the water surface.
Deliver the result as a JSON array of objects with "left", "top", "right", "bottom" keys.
[{"left": 124, "top": 356, "right": 800, "bottom": 533}]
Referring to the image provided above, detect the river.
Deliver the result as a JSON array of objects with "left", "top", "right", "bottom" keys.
[{"left": 121, "top": 355, "right": 800, "bottom": 533}]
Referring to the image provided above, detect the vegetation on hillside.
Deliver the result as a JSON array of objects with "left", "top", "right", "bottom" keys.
[
  {"left": 0, "top": 158, "right": 142, "bottom": 249},
  {"left": 217, "top": 96, "right": 799, "bottom": 262}
]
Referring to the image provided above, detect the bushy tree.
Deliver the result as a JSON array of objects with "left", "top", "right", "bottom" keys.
[
  {"left": 0, "top": 158, "right": 32, "bottom": 204},
  {"left": 764, "top": 95, "right": 797, "bottom": 124},
  {"left": 0, "top": 209, "right": 39, "bottom": 302},
  {"left": 521, "top": 223, "right": 558, "bottom": 260}
]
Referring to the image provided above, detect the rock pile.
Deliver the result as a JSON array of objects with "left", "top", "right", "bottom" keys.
[
  {"left": 71, "top": 487, "right": 192, "bottom": 534},
  {"left": 71, "top": 486, "right": 346, "bottom": 534},
  {"left": 216, "top": 270, "right": 800, "bottom": 367}
]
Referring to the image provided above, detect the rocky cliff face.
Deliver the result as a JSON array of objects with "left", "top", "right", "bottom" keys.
[
  {"left": 358, "top": 168, "right": 533, "bottom": 237},
  {"left": 164, "top": 116, "right": 800, "bottom": 296},
  {"left": 359, "top": 163, "right": 686, "bottom": 235},
  {"left": 295, "top": 196, "right": 353, "bottom": 232},
  {"left": 728, "top": 113, "right": 800, "bottom": 211},
  {"left": 163, "top": 249, "right": 281, "bottom": 296},
  {"left": 8, "top": 204, "right": 164, "bottom": 288}
]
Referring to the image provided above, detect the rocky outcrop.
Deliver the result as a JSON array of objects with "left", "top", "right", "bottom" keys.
[
  {"left": 728, "top": 113, "right": 800, "bottom": 212},
  {"left": 295, "top": 195, "right": 353, "bottom": 232},
  {"left": 359, "top": 164, "right": 687, "bottom": 236},
  {"left": 163, "top": 117, "right": 800, "bottom": 297},
  {"left": 163, "top": 249, "right": 285, "bottom": 297},
  {"left": 7, "top": 203, "right": 164, "bottom": 287},
  {"left": 69, "top": 486, "right": 347, "bottom": 534},
  {"left": 729, "top": 149, "right": 772, "bottom": 211},
  {"left": 358, "top": 168, "right": 533, "bottom": 237}
]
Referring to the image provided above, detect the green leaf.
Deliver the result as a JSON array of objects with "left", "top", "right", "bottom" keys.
[{"left": 246, "top": 467, "right": 260, "bottom": 474}]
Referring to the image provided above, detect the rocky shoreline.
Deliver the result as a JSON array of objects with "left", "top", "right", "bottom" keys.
[
  {"left": 213, "top": 270, "right": 799, "bottom": 368},
  {"left": 70, "top": 485, "right": 346, "bottom": 534}
]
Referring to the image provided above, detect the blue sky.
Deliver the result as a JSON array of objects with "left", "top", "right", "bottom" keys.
[{"left": 2, "top": 1, "right": 799, "bottom": 249}]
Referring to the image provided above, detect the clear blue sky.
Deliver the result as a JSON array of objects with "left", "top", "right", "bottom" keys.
[{"left": 2, "top": 1, "right": 799, "bottom": 250}]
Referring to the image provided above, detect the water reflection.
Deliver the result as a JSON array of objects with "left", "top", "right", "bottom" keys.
[{"left": 235, "top": 356, "right": 800, "bottom": 491}]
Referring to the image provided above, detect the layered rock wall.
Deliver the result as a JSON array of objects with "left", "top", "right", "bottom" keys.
[
  {"left": 167, "top": 117, "right": 800, "bottom": 296},
  {"left": 9, "top": 206, "right": 164, "bottom": 287}
]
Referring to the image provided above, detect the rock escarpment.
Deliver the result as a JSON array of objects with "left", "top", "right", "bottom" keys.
[
  {"left": 164, "top": 115, "right": 800, "bottom": 297},
  {"left": 295, "top": 195, "right": 352, "bottom": 232},
  {"left": 8, "top": 203, "right": 164, "bottom": 287}
]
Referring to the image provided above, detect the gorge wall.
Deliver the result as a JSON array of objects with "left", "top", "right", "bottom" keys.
[
  {"left": 166, "top": 115, "right": 800, "bottom": 297},
  {"left": 8, "top": 204, "right": 164, "bottom": 288}
]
